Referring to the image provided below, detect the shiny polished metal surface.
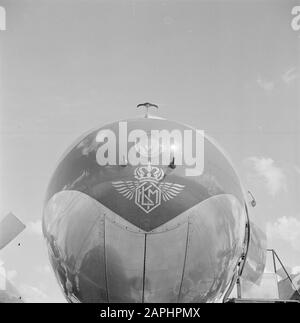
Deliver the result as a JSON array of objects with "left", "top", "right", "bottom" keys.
[
  {"left": 44, "top": 191, "right": 246, "bottom": 303},
  {"left": 144, "top": 223, "right": 188, "bottom": 302},
  {"left": 43, "top": 117, "right": 252, "bottom": 303},
  {"left": 105, "top": 219, "right": 144, "bottom": 303}
]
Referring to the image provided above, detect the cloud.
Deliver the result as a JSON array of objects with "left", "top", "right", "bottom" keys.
[
  {"left": 292, "top": 266, "right": 300, "bottom": 275},
  {"left": 267, "top": 216, "right": 300, "bottom": 251},
  {"left": 282, "top": 67, "right": 298, "bottom": 85},
  {"left": 247, "top": 157, "right": 287, "bottom": 196},
  {"left": 257, "top": 78, "right": 274, "bottom": 92},
  {"left": 27, "top": 220, "right": 42, "bottom": 236}
]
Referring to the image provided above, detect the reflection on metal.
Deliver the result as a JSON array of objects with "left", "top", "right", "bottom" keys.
[
  {"left": 43, "top": 191, "right": 246, "bottom": 303},
  {"left": 144, "top": 223, "right": 188, "bottom": 302},
  {"left": 44, "top": 191, "right": 107, "bottom": 302},
  {"left": 45, "top": 118, "right": 246, "bottom": 232},
  {"left": 241, "top": 222, "right": 267, "bottom": 284},
  {"left": 105, "top": 219, "right": 144, "bottom": 302},
  {"left": 179, "top": 195, "right": 245, "bottom": 302},
  {"left": 43, "top": 117, "right": 251, "bottom": 303}
]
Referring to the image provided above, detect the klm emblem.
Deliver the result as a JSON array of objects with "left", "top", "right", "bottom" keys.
[{"left": 112, "top": 165, "right": 185, "bottom": 214}]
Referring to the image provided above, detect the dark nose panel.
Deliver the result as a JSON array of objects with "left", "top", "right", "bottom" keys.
[{"left": 45, "top": 118, "right": 245, "bottom": 232}]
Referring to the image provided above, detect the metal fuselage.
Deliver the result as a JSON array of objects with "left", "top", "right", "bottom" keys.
[{"left": 43, "top": 117, "right": 249, "bottom": 303}]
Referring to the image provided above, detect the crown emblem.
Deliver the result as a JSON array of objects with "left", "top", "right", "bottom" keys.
[
  {"left": 134, "top": 164, "right": 164, "bottom": 182},
  {"left": 112, "top": 165, "right": 185, "bottom": 214}
]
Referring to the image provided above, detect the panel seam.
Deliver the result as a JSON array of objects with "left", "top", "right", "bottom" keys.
[
  {"left": 142, "top": 233, "right": 147, "bottom": 303},
  {"left": 177, "top": 221, "right": 190, "bottom": 302},
  {"left": 103, "top": 214, "right": 110, "bottom": 303}
]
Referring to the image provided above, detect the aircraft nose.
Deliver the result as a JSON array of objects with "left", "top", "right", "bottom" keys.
[
  {"left": 43, "top": 190, "right": 246, "bottom": 303},
  {"left": 142, "top": 193, "right": 245, "bottom": 302}
]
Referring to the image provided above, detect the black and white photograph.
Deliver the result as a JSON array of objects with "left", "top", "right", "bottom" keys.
[{"left": 0, "top": 0, "right": 299, "bottom": 310}]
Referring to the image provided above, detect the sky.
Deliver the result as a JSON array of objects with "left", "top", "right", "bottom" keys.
[{"left": 0, "top": 0, "right": 299, "bottom": 302}]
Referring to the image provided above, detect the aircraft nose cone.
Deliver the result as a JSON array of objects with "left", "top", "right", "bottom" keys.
[
  {"left": 43, "top": 117, "right": 247, "bottom": 302},
  {"left": 43, "top": 189, "right": 245, "bottom": 303}
]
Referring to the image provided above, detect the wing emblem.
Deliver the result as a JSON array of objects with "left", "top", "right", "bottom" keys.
[
  {"left": 111, "top": 180, "right": 139, "bottom": 200},
  {"left": 112, "top": 165, "right": 185, "bottom": 214}
]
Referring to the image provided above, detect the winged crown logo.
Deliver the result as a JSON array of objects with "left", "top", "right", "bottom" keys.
[{"left": 112, "top": 164, "right": 185, "bottom": 213}]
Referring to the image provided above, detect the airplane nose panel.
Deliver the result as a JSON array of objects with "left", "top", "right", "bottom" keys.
[
  {"left": 105, "top": 220, "right": 144, "bottom": 302},
  {"left": 43, "top": 190, "right": 245, "bottom": 303},
  {"left": 43, "top": 191, "right": 107, "bottom": 302},
  {"left": 178, "top": 194, "right": 245, "bottom": 302},
  {"left": 143, "top": 223, "right": 189, "bottom": 302}
]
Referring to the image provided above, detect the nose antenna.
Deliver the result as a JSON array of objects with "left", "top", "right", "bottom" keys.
[{"left": 137, "top": 102, "right": 159, "bottom": 118}]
